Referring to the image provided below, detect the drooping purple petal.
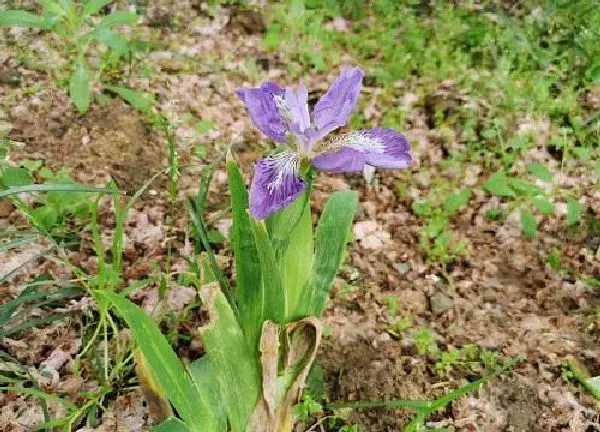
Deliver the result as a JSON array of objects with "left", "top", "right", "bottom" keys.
[
  {"left": 236, "top": 82, "right": 288, "bottom": 143},
  {"left": 312, "top": 127, "right": 411, "bottom": 173},
  {"left": 312, "top": 67, "right": 364, "bottom": 141},
  {"left": 360, "top": 128, "right": 412, "bottom": 168},
  {"left": 310, "top": 147, "right": 365, "bottom": 172},
  {"left": 249, "top": 152, "right": 306, "bottom": 220}
]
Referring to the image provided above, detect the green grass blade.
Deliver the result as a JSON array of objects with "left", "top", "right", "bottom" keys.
[
  {"left": 100, "top": 291, "right": 216, "bottom": 432},
  {"left": 90, "top": 198, "right": 107, "bottom": 290},
  {"left": 125, "top": 170, "right": 165, "bottom": 208},
  {"left": 0, "top": 387, "right": 77, "bottom": 411},
  {"left": 298, "top": 190, "right": 357, "bottom": 317},
  {"left": 119, "top": 278, "right": 153, "bottom": 297},
  {"left": 109, "top": 192, "right": 126, "bottom": 290},
  {"left": 0, "top": 247, "right": 54, "bottom": 283},
  {"left": 5, "top": 295, "right": 80, "bottom": 331},
  {"left": 195, "top": 164, "right": 215, "bottom": 215},
  {"left": 226, "top": 160, "right": 263, "bottom": 346},
  {"left": 0, "top": 230, "right": 37, "bottom": 238},
  {"left": 185, "top": 198, "right": 236, "bottom": 316},
  {"left": 405, "top": 357, "right": 523, "bottom": 430},
  {"left": 329, "top": 399, "right": 431, "bottom": 411},
  {"left": 28, "top": 418, "right": 69, "bottom": 432},
  {"left": 250, "top": 219, "right": 286, "bottom": 323},
  {"left": 199, "top": 284, "right": 261, "bottom": 432},
  {"left": 584, "top": 376, "right": 600, "bottom": 400},
  {"left": 35, "top": 0, "right": 67, "bottom": 16},
  {"left": 0, "top": 312, "right": 72, "bottom": 338},
  {"left": 566, "top": 196, "right": 583, "bottom": 226},
  {"left": 563, "top": 360, "right": 600, "bottom": 401},
  {"left": 0, "top": 183, "right": 122, "bottom": 198},
  {"left": 330, "top": 356, "right": 522, "bottom": 432},
  {"left": 0, "top": 234, "right": 39, "bottom": 252},
  {"left": 0, "top": 286, "right": 80, "bottom": 326}
]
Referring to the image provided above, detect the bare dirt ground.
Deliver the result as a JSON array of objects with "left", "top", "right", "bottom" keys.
[{"left": 1, "top": 2, "right": 599, "bottom": 431}]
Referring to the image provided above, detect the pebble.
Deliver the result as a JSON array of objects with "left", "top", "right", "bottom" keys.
[
  {"left": 393, "top": 262, "right": 411, "bottom": 275},
  {"left": 430, "top": 291, "right": 453, "bottom": 316}
]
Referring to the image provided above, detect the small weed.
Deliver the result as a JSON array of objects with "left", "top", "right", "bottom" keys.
[
  {"left": 483, "top": 164, "right": 586, "bottom": 238},
  {"left": 435, "top": 344, "right": 504, "bottom": 378},
  {"left": 397, "top": 321, "right": 510, "bottom": 379},
  {"left": 295, "top": 364, "right": 361, "bottom": 431},
  {"left": 411, "top": 326, "right": 438, "bottom": 356},
  {"left": 0, "top": 164, "right": 94, "bottom": 239},
  {"left": 295, "top": 394, "right": 323, "bottom": 421},
  {"left": 0, "top": 2, "right": 144, "bottom": 112},
  {"left": 411, "top": 188, "right": 472, "bottom": 265},
  {"left": 547, "top": 248, "right": 563, "bottom": 272},
  {"left": 388, "top": 315, "right": 413, "bottom": 335},
  {"left": 383, "top": 295, "right": 398, "bottom": 316}
]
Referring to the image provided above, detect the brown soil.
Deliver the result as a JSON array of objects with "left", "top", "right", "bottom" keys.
[
  {"left": 319, "top": 337, "right": 444, "bottom": 431},
  {"left": 310, "top": 168, "right": 600, "bottom": 430},
  {"left": 9, "top": 94, "right": 166, "bottom": 192}
]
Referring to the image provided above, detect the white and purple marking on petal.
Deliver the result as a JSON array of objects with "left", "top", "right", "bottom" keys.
[{"left": 249, "top": 151, "right": 306, "bottom": 219}]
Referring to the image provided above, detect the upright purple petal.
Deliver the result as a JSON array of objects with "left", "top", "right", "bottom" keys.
[
  {"left": 237, "top": 82, "right": 288, "bottom": 143},
  {"left": 312, "top": 127, "right": 411, "bottom": 173},
  {"left": 285, "top": 84, "right": 310, "bottom": 133},
  {"left": 312, "top": 67, "right": 364, "bottom": 140},
  {"left": 249, "top": 152, "right": 306, "bottom": 220}
]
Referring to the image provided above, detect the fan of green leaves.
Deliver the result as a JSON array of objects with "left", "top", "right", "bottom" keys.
[{"left": 101, "top": 158, "right": 358, "bottom": 431}]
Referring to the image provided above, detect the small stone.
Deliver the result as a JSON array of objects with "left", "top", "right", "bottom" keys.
[
  {"left": 425, "top": 273, "right": 441, "bottom": 283},
  {"left": 393, "top": 262, "right": 411, "bottom": 275},
  {"left": 373, "top": 332, "right": 391, "bottom": 346},
  {"left": 430, "top": 292, "right": 453, "bottom": 316},
  {"left": 353, "top": 220, "right": 390, "bottom": 250}
]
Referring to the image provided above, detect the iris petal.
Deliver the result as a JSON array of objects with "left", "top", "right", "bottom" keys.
[
  {"left": 236, "top": 82, "right": 288, "bottom": 143},
  {"left": 312, "top": 127, "right": 411, "bottom": 173},
  {"left": 249, "top": 152, "right": 306, "bottom": 220},
  {"left": 312, "top": 68, "right": 364, "bottom": 140},
  {"left": 285, "top": 84, "right": 311, "bottom": 133}
]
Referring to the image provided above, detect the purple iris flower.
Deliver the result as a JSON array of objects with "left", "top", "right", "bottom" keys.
[{"left": 237, "top": 67, "right": 412, "bottom": 220}]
